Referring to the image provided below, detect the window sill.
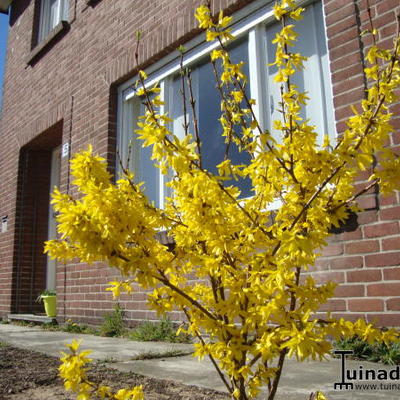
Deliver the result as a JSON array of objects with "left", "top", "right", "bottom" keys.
[{"left": 27, "top": 20, "right": 70, "bottom": 66}]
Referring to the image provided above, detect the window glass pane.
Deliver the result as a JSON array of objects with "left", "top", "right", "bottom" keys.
[
  {"left": 128, "top": 98, "right": 160, "bottom": 208},
  {"left": 266, "top": 2, "right": 334, "bottom": 143},
  {"left": 39, "top": 0, "right": 66, "bottom": 40},
  {"left": 171, "top": 37, "right": 253, "bottom": 197},
  {"left": 49, "top": 0, "right": 59, "bottom": 30},
  {"left": 119, "top": 1, "right": 335, "bottom": 207},
  {"left": 61, "top": 0, "right": 69, "bottom": 20}
]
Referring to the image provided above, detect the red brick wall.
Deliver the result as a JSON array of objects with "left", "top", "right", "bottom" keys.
[
  {"left": 0, "top": 0, "right": 399, "bottom": 326},
  {"left": 311, "top": 0, "right": 400, "bottom": 327}
]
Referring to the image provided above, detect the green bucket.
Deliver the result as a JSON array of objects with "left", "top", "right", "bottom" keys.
[{"left": 42, "top": 295, "right": 57, "bottom": 317}]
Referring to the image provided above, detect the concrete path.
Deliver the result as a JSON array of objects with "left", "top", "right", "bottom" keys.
[{"left": 1, "top": 323, "right": 399, "bottom": 399}]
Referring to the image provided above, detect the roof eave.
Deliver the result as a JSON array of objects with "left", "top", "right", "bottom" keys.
[{"left": 0, "top": 0, "right": 12, "bottom": 14}]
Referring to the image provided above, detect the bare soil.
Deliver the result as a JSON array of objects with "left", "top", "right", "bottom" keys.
[{"left": 0, "top": 344, "right": 229, "bottom": 400}]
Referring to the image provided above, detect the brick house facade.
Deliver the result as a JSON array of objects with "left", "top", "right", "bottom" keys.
[{"left": 0, "top": 0, "right": 399, "bottom": 326}]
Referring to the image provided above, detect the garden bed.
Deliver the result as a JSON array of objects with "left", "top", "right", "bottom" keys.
[{"left": 0, "top": 343, "right": 228, "bottom": 400}]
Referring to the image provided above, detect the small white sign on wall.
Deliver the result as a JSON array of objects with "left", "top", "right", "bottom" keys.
[
  {"left": 62, "top": 142, "right": 70, "bottom": 158},
  {"left": 1, "top": 216, "right": 8, "bottom": 233}
]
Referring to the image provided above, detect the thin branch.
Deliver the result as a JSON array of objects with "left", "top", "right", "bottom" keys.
[
  {"left": 329, "top": 178, "right": 378, "bottom": 213},
  {"left": 187, "top": 69, "right": 202, "bottom": 167},
  {"left": 182, "top": 308, "right": 234, "bottom": 395},
  {"left": 155, "top": 268, "right": 219, "bottom": 322},
  {"left": 179, "top": 53, "right": 189, "bottom": 137},
  {"left": 210, "top": 59, "right": 235, "bottom": 161}
]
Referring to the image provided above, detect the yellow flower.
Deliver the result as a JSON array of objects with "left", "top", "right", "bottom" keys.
[{"left": 194, "top": 5, "right": 213, "bottom": 29}]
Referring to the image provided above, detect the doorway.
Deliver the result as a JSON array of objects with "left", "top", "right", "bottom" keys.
[{"left": 12, "top": 123, "right": 63, "bottom": 314}]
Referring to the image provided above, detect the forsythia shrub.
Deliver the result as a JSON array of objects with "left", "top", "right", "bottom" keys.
[
  {"left": 59, "top": 340, "right": 144, "bottom": 400},
  {"left": 49, "top": 1, "right": 400, "bottom": 399}
]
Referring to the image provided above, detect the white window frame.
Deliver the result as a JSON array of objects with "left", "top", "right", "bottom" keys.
[
  {"left": 38, "top": 0, "right": 69, "bottom": 42},
  {"left": 117, "top": 0, "right": 336, "bottom": 209}
]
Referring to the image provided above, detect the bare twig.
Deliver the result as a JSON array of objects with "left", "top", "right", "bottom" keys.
[
  {"left": 187, "top": 69, "right": 202, "bottom": 167},
  {"left": 182, "top": 308, "right": 234, "bottom": 395},
  {"left": 179, "top": 52, "right": 190, "bottom": 137}
]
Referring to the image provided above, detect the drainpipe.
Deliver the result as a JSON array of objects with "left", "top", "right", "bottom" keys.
[
  {"left": 63, "top": 95, "right": 74, "bottom": 321},
  {"left": 353, "top": 0, "right": 380, "bottom": 210}
]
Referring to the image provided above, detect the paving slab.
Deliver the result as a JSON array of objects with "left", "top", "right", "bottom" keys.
[
  {"left": 0, "top": 323, "right": 192, "bottom": 361},
  {"left": 113, "top": 356, "right": 400, "bottom": 400},
  {"left": 1, "top": 324, "right": 399, "bottom": 399}
]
